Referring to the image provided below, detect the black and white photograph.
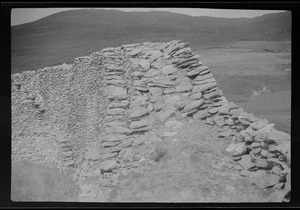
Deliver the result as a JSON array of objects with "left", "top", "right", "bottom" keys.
[{"left": 8, "top": 3, "right": 292, "bottom": 205}]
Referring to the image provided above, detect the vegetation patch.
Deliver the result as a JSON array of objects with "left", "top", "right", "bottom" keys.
[{"left": 11, "top": 161, "right": 79, "bottom": 201}]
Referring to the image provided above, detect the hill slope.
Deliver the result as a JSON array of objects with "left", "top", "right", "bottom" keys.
[{"left": 11, "top": 9, "right": 291, "bottom": 73}]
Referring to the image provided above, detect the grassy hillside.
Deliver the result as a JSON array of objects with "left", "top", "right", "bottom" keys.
[
  {"left": 11, "top": 9, "right": 291, "bottom": 73},
  {"left": 11, "top": 161, "right": 79, "bottom": 201},
  {"left": 10, "top": 9, "right": 291, "bottom": 133}
]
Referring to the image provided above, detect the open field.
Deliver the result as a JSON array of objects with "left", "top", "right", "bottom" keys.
[{"left": 194, "top": 40, "right": 291, "bottom": 133}]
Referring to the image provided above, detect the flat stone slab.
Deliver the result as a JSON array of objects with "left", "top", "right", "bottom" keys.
[
  {"left": 250, "top": 170, "right": 280, "bottom": 189},
  {"left": 130, "top": 117, "right": 152, "bottom": 129},
  {"left": 176, "top": 82, "right": 193, "bottom": 93},
  {"left": 239, "top": 155, "right": 255, "bottom": 170},
  {"left": 192, "top": 82, "right": 217, "bottom": 93},
  {"left": 107, "top": 86, "right": 127, "bottom": 96},
  {"left": 183, "top": 99, "right": 204, "bottom": 112},
  {"left": 226, "top": 143, "right": 246, "bottom": 156},
  {"left": 130, "top": 107, "right": 149, "bottom": 119},
  {"left": 162, "top": 65, "right": 178, "bottom": 75},
  {"left": 159, "top": 108, "right": 176, "bottom": 122},
  {"left": 165, "top": 120, "right": 184, "bottom": 131},
  {"left": 106, "top": 126, "right": 131, "bottom": 134},
  {"left": 100, "top": 159, "right": 119, "bottom": 172}
]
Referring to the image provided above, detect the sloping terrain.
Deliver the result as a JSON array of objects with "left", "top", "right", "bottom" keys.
[
  {"left": 11, "top": 10, "right": 291, "bottom": 74},
  {"left": 11, "top": 160, "right": 79, "bottom": 201},
  {"left": 106, "top": 121, "right": 281, "bottom": 202},
  {"left": 10, "top": 10, "right": 292, "bottom": 135},
  {"left": 195, "top": 41, "right": 291, "bottom": 133}
]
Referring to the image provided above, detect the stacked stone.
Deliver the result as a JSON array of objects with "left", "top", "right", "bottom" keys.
[
  {"left": 157, "top": 40, "right": 227, "bottom": 120},
  {"left": 11, "top": 65, "right": 75, "bottom": 171},
  {"left": 100, "top": 47, "right": 131, "bottom": 164},
  {"left": 225, "top": 117, "right": 291, "bottom": 196},
  {"left": 125, "top": 44, "right": 156, "bottom": 134},
  {"left": 187, "top": 90, "right": 291, "bottom": 199},
  {"left": 57, "top": 131, "right": 76, "bottom": 168},
  {"left": 11, "top": 40, "right": 291, "bottom": 202}
]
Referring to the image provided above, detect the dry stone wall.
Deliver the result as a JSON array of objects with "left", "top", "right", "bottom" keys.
[{"left": 11, "top": 40, "right": 290, "bottom": 201}]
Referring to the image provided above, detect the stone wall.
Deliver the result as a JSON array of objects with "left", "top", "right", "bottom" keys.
[{"left": 11, "top": 40, "right": 290, "bottom": 201}]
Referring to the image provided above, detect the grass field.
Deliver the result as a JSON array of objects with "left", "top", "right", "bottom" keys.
[
  {"left": 195, "top": 40, "right": 291, "bottom": 133},
  {"left": 11, "top": 161, "right": 79, "bottom": 202}
]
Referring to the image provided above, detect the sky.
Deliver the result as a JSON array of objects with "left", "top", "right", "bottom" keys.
[{"left": 11, "top": 8, "right": 286, "bottom": 26}]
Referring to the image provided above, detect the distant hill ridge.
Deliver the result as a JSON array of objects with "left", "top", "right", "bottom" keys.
[{"left": 11, "top": 9, "right": 291, "bottom": 73}]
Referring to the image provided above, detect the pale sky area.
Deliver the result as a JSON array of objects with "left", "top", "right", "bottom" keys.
[{"left": 11, "top": 8, "right": 286, "bottom": 26}]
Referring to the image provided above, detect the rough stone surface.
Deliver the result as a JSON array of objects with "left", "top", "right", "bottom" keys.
[
  {"left": 183, "top": 100, "right": 204, "bottom": 112},
  {"left": 159, "top": 108, "right": 176, "bottom": 122},
  {"left": 11, "top": 40, "right": 291, "bottom": 202},
  {"left": 162, "top": 65, "right": 178, "bottom": 75},
  {"left": 239, "top": 155, "right": 255, "bottom": 170},
  {"left": 226, "top": 143, "right": 246, "bottom": 156},
  {"left": 176, "top": 82, "right": 193, "bottom": 93},
  {"left": 130, "top": 107, "right": 149, "bottom": 119},
  {"left": 100, "top": 159, "right": 119, "bottom": 172},
  {"left": 250, "top": 170, "right": 280, "bottom": 189},
  {"left": 165, "top": 120, "right": 184, "bottom": 131}
]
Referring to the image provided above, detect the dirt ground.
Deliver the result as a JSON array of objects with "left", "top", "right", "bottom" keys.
[{"left": 105, "top": 121, "right": 280, "bottom": 202}]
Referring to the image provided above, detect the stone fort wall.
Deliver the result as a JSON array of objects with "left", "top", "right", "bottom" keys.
[{"left": 11, "top": 40, "right": 290, "bottom": 200}]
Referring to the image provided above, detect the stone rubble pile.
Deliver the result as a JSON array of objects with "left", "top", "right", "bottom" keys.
[{"left": 11, "top": 40, "right": 291, "bottom": 202}]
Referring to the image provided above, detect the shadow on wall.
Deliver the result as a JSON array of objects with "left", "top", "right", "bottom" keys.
[{"left": 11, "top": 161, "right": 79, "bottom": 202}]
